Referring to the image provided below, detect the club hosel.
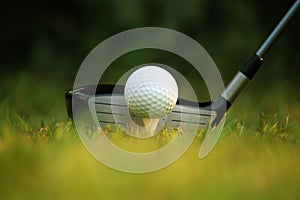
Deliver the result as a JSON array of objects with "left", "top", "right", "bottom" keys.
[
  {"left": 240, "top": 54, "right": 264, "bottom": 80},
  {"left": 210, "top": 95, "right": 231, "bottom": 126},
  {"left": 221, "top": 72, "right": 250, "bottom": 105},
  {"left": 221, "top": 54, "right": 264, "bottom": 105}
]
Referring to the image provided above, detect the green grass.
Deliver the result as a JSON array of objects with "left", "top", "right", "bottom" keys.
[{"left": 0, "top": 73, "right": 300, "bottom": 200}]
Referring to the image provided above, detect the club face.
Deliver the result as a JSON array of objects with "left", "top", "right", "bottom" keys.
[
  {"left": 67, "top": 84, "right": 227, "bottom": 158},
  {"left": 88, "top": 94, "right": 217, "bottom": 138}
]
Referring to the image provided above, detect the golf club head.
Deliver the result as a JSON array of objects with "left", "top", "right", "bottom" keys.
[{"left": 66, "top": 84, "right": 228, "bottom": 157}]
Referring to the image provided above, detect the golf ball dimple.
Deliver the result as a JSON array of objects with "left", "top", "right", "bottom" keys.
[{"left": 124, "top": 66, "right": 178, "bottom": 118}]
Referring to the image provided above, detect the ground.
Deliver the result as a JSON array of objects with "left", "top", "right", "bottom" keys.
[{"left": 0, "top": 73, "right": 299, "bottom": 200}]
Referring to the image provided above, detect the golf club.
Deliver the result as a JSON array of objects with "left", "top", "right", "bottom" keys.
[{"left": 66, "top": 0, "right": 300, "bottom": 156}]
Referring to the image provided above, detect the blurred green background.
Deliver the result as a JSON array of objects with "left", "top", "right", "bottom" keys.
[
  {"left": 1, "top": 0, "right": 300, "bottom": 199},
  {"left": 1, "top": 0, "right": 300, "bottom": 121},
  {"left": 2, "top": 0, "right": 300, "bottom": 83}
]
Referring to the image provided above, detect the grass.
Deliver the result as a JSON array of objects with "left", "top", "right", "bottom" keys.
[{"left": 0, "top": 72, "right": 300, "bottom": 199}]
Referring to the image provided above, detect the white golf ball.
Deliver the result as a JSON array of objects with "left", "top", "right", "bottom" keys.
[{"left": 124, "top": 66, "right": 178, "bottom": 119}]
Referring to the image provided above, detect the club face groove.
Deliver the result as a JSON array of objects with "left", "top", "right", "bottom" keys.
[{"left": 88, "top": 94, "right": 217, "bottom": 136}]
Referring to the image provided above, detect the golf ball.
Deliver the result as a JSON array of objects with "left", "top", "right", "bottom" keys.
[{"left": 124, "top": 66, "right": 178, "bottom": 118}]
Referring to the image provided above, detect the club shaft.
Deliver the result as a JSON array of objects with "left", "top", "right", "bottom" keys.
[
  {"left": 257, "top": 0, "right": 300, "bottom": 58},
  {"left": 222, "top": 0, "right": 300, "bottom": 105}
]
